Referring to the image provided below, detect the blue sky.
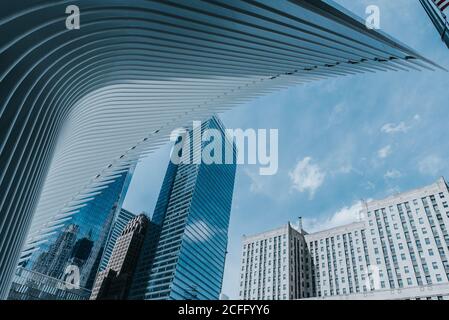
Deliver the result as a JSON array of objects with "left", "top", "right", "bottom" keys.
[{"left": 123, "top": 0, "right": 449, "bottom": 299}]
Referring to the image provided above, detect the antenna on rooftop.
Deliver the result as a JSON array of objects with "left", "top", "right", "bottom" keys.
[{"left": 298, "top": 216, "right": 303, "bottom": 233}]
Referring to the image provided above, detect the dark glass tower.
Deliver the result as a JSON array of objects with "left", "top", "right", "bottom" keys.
[
  {"left": 129, "top": 116, "right": 237, "bottom": 300},
  {"left": 8, "top": 169, "right": 134, "bottom": 300}
]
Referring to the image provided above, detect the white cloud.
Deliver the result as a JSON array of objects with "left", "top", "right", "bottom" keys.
[
  {"left": 377, "top": 145, "right": 392, "bottom": 159},
  {"left": 245, "top": 169, "right": 265, "bottom": 194},
  {"left": 386, "top": 186, "right": 401, "bottom": 196},
  {"left": 289, "top": 157, "right": 326, "bottom": 199},
  {"left": 363, "top": 181, "right": 375, "bottom": 190},
  {"left": 384, "top": 169, "right": 402, "bottom": 179},
  {"left": 381, "top": 122, "right": 410, "bottom": 134},
  {"left": 244, "top": 169, "right": 280, "bottom": 199},
  {"left": 418, "top": 155, "right": 444, "bottom": 176},
  {"left": 381, "top": 115, "right": 420, "bottom": 134},
  {"left": 330, "top": 163, "right": 356, "bottom": 177},
  {"left": 301, "top": 201, "right": 366, "bottom": 233},
  {"left": 328, "top": 103, "right": 346, "bottom": 126}
]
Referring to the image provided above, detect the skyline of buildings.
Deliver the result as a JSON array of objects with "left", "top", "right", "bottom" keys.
[
  {"left": 5, "top": 119, "right": 449, "bottom": 300},
  {"left": 0, "top": 0, "right": 437, "bottom": 299},
  {"left": 9, "top": 175, "right": 449, "bottom": 300},
  {"left": 240, "top": 177, "right": 449, "bottom": 300},
  {"left": 7, "top": 115, "right": 239, "bottom": 301},
  {"left": 1, "top": 1, "right": 448, "bottom": 302}
]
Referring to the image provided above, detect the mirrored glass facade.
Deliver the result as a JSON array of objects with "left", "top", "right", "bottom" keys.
[
  {"left": 129, "top": 116, "right": 237, "bottom": 300},
  {"left": 8, "top": 170, "right": 133, "bottom": 299}
]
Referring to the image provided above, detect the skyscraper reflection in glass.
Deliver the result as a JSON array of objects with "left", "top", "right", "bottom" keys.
[
  {"left": 129, "top": 116, "right": 237, "bottom": 300},
  {"left": 8, "top": 169, "right": 134, "bottom": 300}
]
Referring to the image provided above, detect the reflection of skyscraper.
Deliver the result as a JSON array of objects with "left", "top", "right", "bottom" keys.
[
  {"left": 99, "top": 208, "right": 136, "bottom": 272},
  {"left": 8, "top": 168, "right": 134, "bottom": 300},
  {"left": 32, "top": 224, "right": 79, "bottom": 278},
  {"left": 129, "top": 116, "right": 237, "bottom": 300},
  {"left": 70, "top": 232, "right": 94, "bottom": 268},
  {"left": 90, "top": 214, "right": 149, "bottom": 300}
]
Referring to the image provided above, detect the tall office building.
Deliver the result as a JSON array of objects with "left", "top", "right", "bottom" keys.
[
  {"left": 240, "top": 178, "right": 449, "bottom": 300},
  {"left": 99, "top": 208, "right": 137, "bottom": 272},
  {"left": 240, "top": 222, "right": 313, "bottom": 300},
  {"left": 129, "top": 116, "right": 237, "bottom": 300},
  {"left": 8, "top": 170, "right": 133, "bottom": 300},
  {"left": 0, "top": 0, "right": 438, "bottom": 298},
  {"left": 90, "top": 214, "right": 149, "bottom": 300},
  {"left": 420, "top": 0, "right": 449, "bottom": 49}
]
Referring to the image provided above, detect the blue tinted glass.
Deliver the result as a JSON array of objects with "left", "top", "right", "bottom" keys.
[
  {"left": 9, "top": 169, "right": 133, "bottom": 299},
  {"left": 129, "top": 116, "right": 236, "bottom": 300}
]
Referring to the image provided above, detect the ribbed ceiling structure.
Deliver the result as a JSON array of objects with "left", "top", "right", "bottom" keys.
[{"left": 0, "top": 0, "right": 440, "bottom": 298}]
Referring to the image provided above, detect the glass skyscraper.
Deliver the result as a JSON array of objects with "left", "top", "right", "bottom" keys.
[
  {"left": 8, "top": 169, "right": 134, "bottom": 300},
  {"left": 129, "top": 116, "right": 237, "bottom": 300}
]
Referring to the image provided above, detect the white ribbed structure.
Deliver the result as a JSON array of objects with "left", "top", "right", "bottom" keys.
[{"left": 0, "top": 0, "right": 441, "bottom": 298}]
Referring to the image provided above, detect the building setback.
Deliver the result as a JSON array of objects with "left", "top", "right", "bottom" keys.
[
  {"left": 240, "top": 178, "right": 449, "bottom": 300},
  {"left": 90, "top": 214, "right": 149, "bottom": 300}
]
